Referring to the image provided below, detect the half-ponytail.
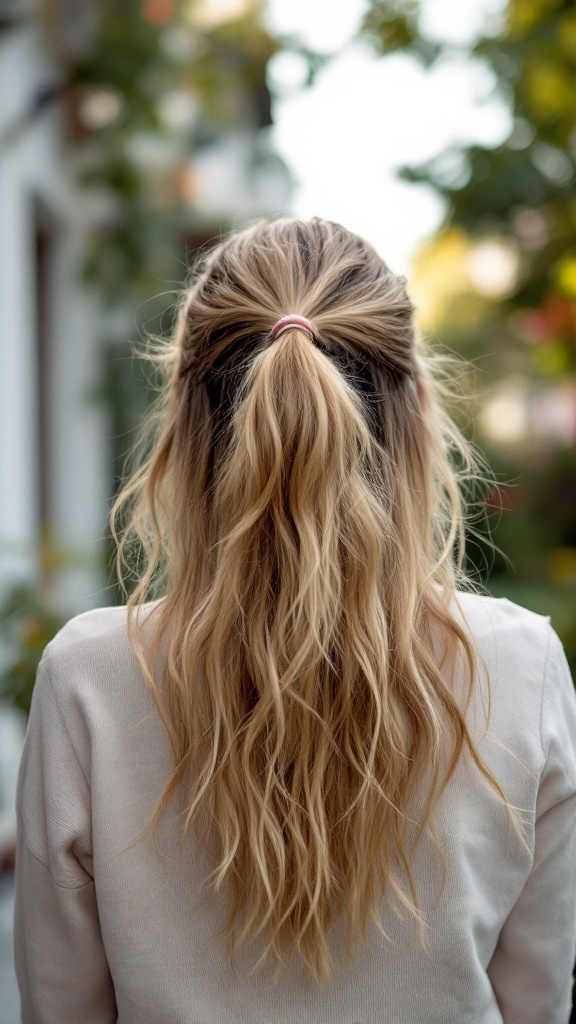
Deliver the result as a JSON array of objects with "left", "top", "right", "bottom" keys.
[
  {"left": 111, "top": 217, "right": 524, "bottom": 985},
  {"left": 186, "top": 327, "right": 399, "bottom": 977}
]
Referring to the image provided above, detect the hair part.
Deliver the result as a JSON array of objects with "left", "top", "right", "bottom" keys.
[{"left": 111, "top": 216, "right": 525, "bottom": 985}]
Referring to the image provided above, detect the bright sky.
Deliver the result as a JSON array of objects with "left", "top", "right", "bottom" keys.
[{"left": 265, "top": 0, "right": 509, "bottom": 277}]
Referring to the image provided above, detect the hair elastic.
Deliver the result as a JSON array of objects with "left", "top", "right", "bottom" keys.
[{"left": 269, "top": 314, "right": 318, "bottom": 342}]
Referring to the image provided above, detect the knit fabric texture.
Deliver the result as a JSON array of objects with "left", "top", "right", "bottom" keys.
[{"left": 14, "top": 592, "right": 576, "bottom": 1024}]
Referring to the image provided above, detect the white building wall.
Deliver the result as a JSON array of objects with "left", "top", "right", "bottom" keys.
[
  {"left": 0, "top": 23, "right": 111, "bottom": 610},
  {"left": 0, "top": 143, "right": 38, "bottom": 586}
]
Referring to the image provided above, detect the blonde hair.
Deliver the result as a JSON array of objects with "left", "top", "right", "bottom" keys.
[{"left": 111, "top": 216, "right": 520, "bottom": 985}]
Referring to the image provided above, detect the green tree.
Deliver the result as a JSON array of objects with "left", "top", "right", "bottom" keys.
[
  {"left": 360, "top": 0, "right": 576, "bottom": 667},
  {"left": 44, "top": 0, "right": 284, "bottom": 304}
]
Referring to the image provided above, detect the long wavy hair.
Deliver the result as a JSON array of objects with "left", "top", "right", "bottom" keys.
[{"left": 111, "top": 216, "right": 522, "bottom": 985}]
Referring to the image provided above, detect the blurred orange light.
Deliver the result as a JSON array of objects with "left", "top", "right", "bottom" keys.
[
  {"left": 142, "top": 0, "right": 174, "bottom": 25},
  {"left": 174, "top": 164, "right": 197, "bottom": 202},
  {"left": 518, "top": 294, "right": 576, "bottom": 343}
]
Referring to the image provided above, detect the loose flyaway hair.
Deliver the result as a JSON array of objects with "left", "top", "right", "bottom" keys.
[{"left": 111, "top": 217, "right": 524, "bottom": 985}]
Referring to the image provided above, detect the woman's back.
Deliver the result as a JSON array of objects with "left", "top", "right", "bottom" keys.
[
  {"left": 13, "top": 217, "right": 576, "bottom": 1021},
  {"left": 15, "top": 590, "right": 576, "bottom": 1023}
]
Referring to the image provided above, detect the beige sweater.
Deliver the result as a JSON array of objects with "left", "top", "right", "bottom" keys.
[{"left": 14, "top": 592, "right": 576, "bottom": 1023}]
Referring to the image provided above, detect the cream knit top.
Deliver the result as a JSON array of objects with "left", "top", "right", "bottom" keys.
[{"left": 14, "top": 592, "right": 576, "bottom": 1023}]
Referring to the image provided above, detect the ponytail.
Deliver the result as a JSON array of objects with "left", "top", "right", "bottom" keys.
[{"left": 111, "top": 217, "right": 526, "bottom": 985}]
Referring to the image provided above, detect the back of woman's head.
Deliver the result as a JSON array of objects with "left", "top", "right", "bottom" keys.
[{"left": 112, "top": 216, "right": 517, "bottom": 985}]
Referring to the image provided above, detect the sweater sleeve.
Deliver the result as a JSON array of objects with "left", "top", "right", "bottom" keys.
[
  {"left": 13, "top": 651, "right": 117, "bottom": 1024},
  {"left": 487, "top": 625, "right": 576, "bottom": 1024}
]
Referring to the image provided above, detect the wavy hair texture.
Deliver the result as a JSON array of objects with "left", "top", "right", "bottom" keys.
[{"left": 111, "top": 217, "right": 524, "bottom": 985}]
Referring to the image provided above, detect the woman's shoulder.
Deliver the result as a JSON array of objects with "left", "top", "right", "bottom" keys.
[
  {"left": 452, "top": 589, "right": 552, "bottom": 656},
  {"left": 451, "top": 590, "right": 573, "bottom": 727},
  {"left": 48, "top": 603, "right": 130, "bottom": 649},
  {"left": 30, "top": 602, "right": 166, "bottom": 732},
  {"left": 38, "top": 601, "right": 163, "bottom": 693},
  {"left": 45, "top": 600, "right": 163, "bottom": 654},
  {"left": 42, "top": 604, "right": 131, "bottom": 672}
]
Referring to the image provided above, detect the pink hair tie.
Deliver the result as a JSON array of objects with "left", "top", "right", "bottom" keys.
[{"left": 269, "top": 314, "right": 318, "bottom": 342}]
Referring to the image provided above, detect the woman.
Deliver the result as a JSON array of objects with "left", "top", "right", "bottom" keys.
[{"left": 14, "top": 217, "right": 576, "bottom": 1023}]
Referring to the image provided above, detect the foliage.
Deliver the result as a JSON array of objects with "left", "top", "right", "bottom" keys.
[
  {"left": 361, "top": 0, "right": 576, "bottom": 347},
  {"left": 41, "top": 0, "right": 290, "bottom": 305},
  {"left": 360, "top": 0, "right": 576, "bottom": 666},
  {"left": 0, "top": 583, "right": 69, "bottom": 717}
]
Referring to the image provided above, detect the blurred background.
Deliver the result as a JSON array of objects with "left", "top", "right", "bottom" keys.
[{"left": 1, "top": 0, "right": 576, "bottom": 1019}]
